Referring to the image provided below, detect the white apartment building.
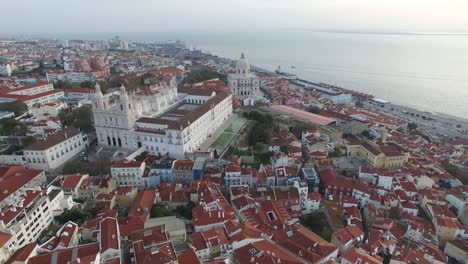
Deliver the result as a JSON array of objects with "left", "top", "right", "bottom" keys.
[
  {"left": 225, "top": 164, "right": 241, "bottom": 187},
  {"left": 6, "top": 82, "right": 54, "bottom": 96},
  {"left": 0, "top": 167, "right": 47, "bottom": 208},
  {"left": 24, "top": 128, "right": 88, "bottom": 171},
  {"left": 64, "top": 87, "right": 96, "bottom": 100},
  {"left": 111, "top": 160, "right": 146, "bottom": 188},
  {"left": 0, "top": 81, "right": 64, "bottom": 108},
  {"left": 227, "top": 53, "right": 260, "bottom": 97},
  {"left": 0, "top": 90, "right": 64, "bottom": 108},
  {"left": 46, "top": 71, "right": 97, "bottom": 83},
  {"left": 0, "top": 190, "right": 54, "bottom": 253}
]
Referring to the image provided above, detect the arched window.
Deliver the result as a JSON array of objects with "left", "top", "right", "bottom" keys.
[{"left": 120, "top": 104, "right": 124, "bottom": 111}]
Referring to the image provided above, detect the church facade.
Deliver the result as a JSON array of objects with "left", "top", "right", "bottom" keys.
[
  {"left": 227, "top": 53, "right": 260, "bottom": 97},
  {"left": 91, "top": 78, "right": 233, "bottom": 158}
]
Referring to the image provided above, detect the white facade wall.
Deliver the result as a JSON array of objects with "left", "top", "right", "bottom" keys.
[
  {"left": 8, "top": 83, "right": 54, "bottom": 96},
  {"left": 1, "top": 195, "right": 54, "bottom": 252},
  {"left": 25, "top": 133, "right": 87, "bottom": 171},
  {"left": 23, "top": 91, "right": 65, "bottom": 108},
  {"left": 225, "top": 171, "right": 241, "bottom": 187},
  {"left": 111, "top": 163, "right": 146, "bottom": 188},
  {"left": 0, "top": 154, "right": 27, "bottom": 166}
]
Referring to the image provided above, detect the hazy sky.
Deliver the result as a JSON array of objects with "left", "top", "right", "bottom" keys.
[{"left": 3, "top": 0, "right": 468, "bottom": 33}]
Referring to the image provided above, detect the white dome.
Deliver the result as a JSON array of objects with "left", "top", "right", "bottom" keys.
[{"left": 235, "top": 53, "right": 250, "bottom": 74}]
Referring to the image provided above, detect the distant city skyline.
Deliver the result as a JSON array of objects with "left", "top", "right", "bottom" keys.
[{"left": 2, "top": 0, "right": 468, "bottom": 34}]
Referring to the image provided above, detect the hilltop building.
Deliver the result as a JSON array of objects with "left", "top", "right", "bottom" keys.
[
  {"left": 227, "top": 53, "right": 260, "bottom": 98},
  {"left": 92, "top": 77, "right": 233, "bottom": 158}
]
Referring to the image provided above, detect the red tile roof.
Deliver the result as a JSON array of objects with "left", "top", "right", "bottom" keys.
[
  {"left": 341, "top": 247, "right": 382, "bottom": 264},
  {"left": 6, "top": 243, "right": 37, "bottom": 264},
  {"left": 178, "top": 248, "right": 201, "bottom": 264},
  {"left": 112, "top": 159, "right": 143, "bottom": 168},
  {"left": 28, "top": 243, "right": 100, "bottom": 264},
  {"left": 271, "top": 104, "right": 336, "bottom": 126},
  {"left": 61, "top": 174, "right": 84, "bottom": 189},
  {"left": 99, "top": 217, "right": 119, "bottom": 252},
  {"left": 24, "top": 127, "right": 81, "bottom": 151}
]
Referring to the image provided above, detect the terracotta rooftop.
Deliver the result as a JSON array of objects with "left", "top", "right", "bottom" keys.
[{"left": 24, "top": 127, "right": 81, "bottom": 151}]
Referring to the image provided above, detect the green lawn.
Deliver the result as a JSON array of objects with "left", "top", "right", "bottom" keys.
[
  {"left": 224, "top": 119, "right": 247, "bottom": 133},
  {"left": 210, "top": 132, "right": 236, "bottom": 149},
  {"left": 301, "top": 212, "right": 333, "bottom": 241},
  {"left": 210, "top": 119, "right": 247, "bottom": 150}
]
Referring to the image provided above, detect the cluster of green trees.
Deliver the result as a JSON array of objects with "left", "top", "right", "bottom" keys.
[
  {"left": 173, "top": 201, "right": 196, "bottom": 219},
  {"left": 58, "top": 106, "right": 94, "bottom": 132},
  {"left": 54, "top": 208, "right": 90, "bottom": 226},
  {"left": 0, "top": 101, "right": 28, "bottom": 116},
  {"left": 150, "top": 204, "right": 173, "bottom": 218},
  {"left": 62, "top": 157, "right": 111, "bottom": 176},
  {"left": 288, "top": 122, "right": 316, "bottom": 139},
  {"left": 243, "top": 111, "right": 273, "bottom": 147},
  {"left": 53, "top": 80, "right": 95, "bottom": 90},
  {"left": 150, "top": 202, "right": 196, "bottom": 219},
  {"left": 301, "top": 213, "right": 332, "bottom": 241},
  {"left": 181, "top": 69, "right": 227, "bottom": 85},
  {"left": 0, "top": 118, "right": 28, "bottom": 136}
]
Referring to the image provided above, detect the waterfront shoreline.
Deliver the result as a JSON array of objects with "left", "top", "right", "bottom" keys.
[{"left": 247, "top": 64, "right": 468, "bottom": 126}]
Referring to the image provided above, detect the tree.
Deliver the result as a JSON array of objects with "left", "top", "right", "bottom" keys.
[
  {"left": 54, "top": 80, "right": 73, "bottom": 89},
  {"left": 289, "top": 123, "right": 315, "bottom": 139},
  {"left": 355, "top": 100, "right": 364, "bottom": 108},
  {"left": 58, "top": 106, "right": 94, "bottom": 132},
  {"left": 280, "top": 144, "right": 290, "bottom": 154},
  {"left": 90, "top": 157, "right": 112, "bottom": 176},
  {"left": 22, "top": 136, "right": 37, "bottom": 147},
  {"left": 0, "top": 101, "right": 28, "bottom": 116},
  {"left": 55, "top": 208, "right": 90, "bottom": 226},
  {"left": 308, "top": 106, "right": 322, "bottom": 114},
  {"left": 80, "top": 80, "right": 93, "bottom": 88},
  {"left": 0, "top": 118, "right": 27, "bottom": 136},
  {"left": 408, "top": 122, "right": 418, "bottom": 131},
  {"left": 62, "top": 160, "right": 89, "bottom": 175},
  {"left": 173, "top": 201, "right": 196, "bottom": 219},
  {"left": 150, "top": 204, "right": 173, "bottom": 218},
  {"left": 181, "top": 69, "right": 227, "bottom": 85}
]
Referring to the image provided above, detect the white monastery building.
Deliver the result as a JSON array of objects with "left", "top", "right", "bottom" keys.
[{"left": 92, "top": 76, "right": 233, "bottom": 158}]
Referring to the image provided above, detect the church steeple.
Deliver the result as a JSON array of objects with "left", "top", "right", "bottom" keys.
[
  {"left": 93, "top": 83, "right": 104, "bottom": 110},
  {"left": 120, "top": 84, "right": 129, "bottom": 102},
  {"left": 95, "top": 83, "right": 103, "bottom": 96}
]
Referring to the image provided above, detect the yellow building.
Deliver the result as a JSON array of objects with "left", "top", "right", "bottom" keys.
[
  {"left": 444, "top": 240, "right": 468, "bottom": 264},
  {"left": 345, "top": 138, "right": 408, "bottom": 169}
]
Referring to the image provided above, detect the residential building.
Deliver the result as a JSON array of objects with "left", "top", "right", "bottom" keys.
[
  {"left": 172, "top": 159, "right": 194, "bottom": 184},
  {"left": 345, "top": 138, "right": 409, "bottom": 170},
  {"left": 111, "top": 160, "right": 146, "bottom": 188},
  {"left": 0, "top": 190, "right": 54, "bottom": 252},
  {"left": 23, "top": 127, "right": 88, "bottom": 171},
  {"left": 444, "top": 240, "right": 468, "bottom": 264}
]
